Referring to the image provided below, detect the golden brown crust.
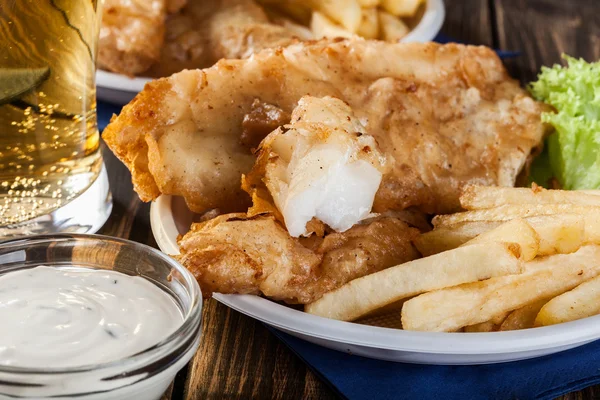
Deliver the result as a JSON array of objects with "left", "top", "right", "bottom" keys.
[
  {"left": 98, "top": 0, "right": 170, "bottom": 75},
  {"left": 145, "top": 0, "right": 302, "bottom": 77},
  {"left": 177, "top": 214, "right": 323, "bottom": 302},
  {"left": 102, "top": 78, "right": 173, "bottom": 201},
  {"left": 104, "top": 40, "right": 551, "bottom": 214},
  {"left": 177, "top": 214, "right": 420, "bottom": 304},
  {"left": 314, "top": 216, "right": 421, "bottom": 292}
]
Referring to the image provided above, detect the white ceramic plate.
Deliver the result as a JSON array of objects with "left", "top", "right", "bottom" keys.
[
  {"left": 150, "top": 194, "right": 600, "bottom": 365},
  {"left": 96, "top": 0, "right": 445, "bottom": 105},
  {"left": 96, "top": 70, "right": 150, "bottom": 105}
]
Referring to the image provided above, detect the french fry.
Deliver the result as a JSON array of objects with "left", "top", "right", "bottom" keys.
[
  {"left": 307, "top": 0, "right": 362, "bottom": 32},
  {"left": 526, "top": 215, "right": 585, "bottom": 255},
  {"left": 491, "top": 312, "right": 510, "bottom": 325},
  {"left": 464, "top": 321, "right": 497, "bottom": 333},
  {"left": 499, "top": 299, "right": 549, "bottom": 331},
  {"left": 433, "top": 204, "right": 575, "bottom": 227},
  {"left": 278, "top": 18, "right": 314, "bottom": 40},
  {"left": 380, "top": 0, "right": 424, "bottom": 17},
  {"left": 305, "top": 243, "right": 521, "bottom": 321},
  {"left": 464, "top": 313, "right": 508, "bottom": 333},
  {"left": 432, "top": 205, "right": 600, "bottom": 242},
  {"left": 580, "top": 190, "right": 600, "bottom": 196},
  {"left": 414, "top": 221, "right": 503, "bottom": 256},
  {"left": 415, "top": 214, "right": 584, "bottom": 257},
  {"left": 535, "top": 275, "right": 600, "bottom": 326},
  {"left": 358, "top": 0, "right": 380, "bottom": 7},
  {"left": 460, "top": 185, "right": 600, "bottom": 210},
  {"left": 310, "top": 11, "right": 354, "bottom": 39},
  {"left": 461, "top": 219, "right": 539, "bottom": 261},
  {"left": 583, "top": 213, "right": 600, "bottom": 243},
  {"left": 401, "top": 245, "right": 600, "bottom": 332},
  {"left": 378, "top": 10, "right": 409, "bottom": 41},
  {"left": 357, "top": 8, "right": 379, "bottom": 39}
]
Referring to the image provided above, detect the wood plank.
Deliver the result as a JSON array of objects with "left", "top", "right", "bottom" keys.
[
  {"left": 98, "top": 145, "right": 140, "bottom": 239},
  {"left": 495, "top": 0, "right": 600, "bottom": 83},
  {"left": 441, "top": 0, "right": 494, "bottom": 46},
  {"left": 184, "top": 300, "right": 337, "bottom": 399},
  {"left": 160, "top": 383, "right": 173, "bottom": 400},
  {"left": 562, "top": 385, "right": 600, "bottom": 400}
]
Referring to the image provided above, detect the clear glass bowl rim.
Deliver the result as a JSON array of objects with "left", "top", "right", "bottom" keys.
[{"left": 0, "top": 233, "right": 202, "bottom": 375}]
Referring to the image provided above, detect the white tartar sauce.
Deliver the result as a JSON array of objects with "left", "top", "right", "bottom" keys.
[{"left": 0, "top": 266, "right": 183, "bottom": 368}]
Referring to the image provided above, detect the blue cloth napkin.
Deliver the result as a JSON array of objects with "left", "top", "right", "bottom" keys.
[
  {"left": 97, "top": 102, "right": 121, "bottom": 131},
  {"left": 269, "top": 327, "right": 600, "bottom": 400}
]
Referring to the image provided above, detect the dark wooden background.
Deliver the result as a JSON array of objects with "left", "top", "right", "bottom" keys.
[{"left": 99, "top": 0, "right": 600, "bottom": 398}]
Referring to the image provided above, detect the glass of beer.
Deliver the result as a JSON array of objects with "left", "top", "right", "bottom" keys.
[{"left": 0, "top": 0, "right": 111, "bottom": 237}]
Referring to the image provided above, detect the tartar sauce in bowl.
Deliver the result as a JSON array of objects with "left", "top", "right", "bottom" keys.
[
  {"left": 0, "top": 266, "right": 183, "bottom": 368},
  {"left": 0, "top": 234, "right": 202, "bottom": 400}
]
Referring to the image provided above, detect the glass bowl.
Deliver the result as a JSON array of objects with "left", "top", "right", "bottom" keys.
[{"left": 0, "top": 234, "right": 202, "bottom": 400}]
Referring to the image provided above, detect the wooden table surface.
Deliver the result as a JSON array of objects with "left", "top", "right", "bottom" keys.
[{"left": 98, "top": 0, "right": 600, "bottom": 398}]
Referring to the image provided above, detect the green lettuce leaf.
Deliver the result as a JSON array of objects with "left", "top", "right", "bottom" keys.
[{"left": 529, "top": 55, "right": 600, "bottom": 189}]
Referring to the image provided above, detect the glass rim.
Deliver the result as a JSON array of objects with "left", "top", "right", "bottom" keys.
[{"left": 0, "top": 233, "right": 202, "bottom": 375}]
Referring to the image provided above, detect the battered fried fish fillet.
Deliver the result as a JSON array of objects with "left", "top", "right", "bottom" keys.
[
  {"left": 177, "top": 213, "right": 420, "bottom": 303},
  {"left": 247, "top": 96, "right": 389, "bottom": 237},
  {"left": 104, "top": 40, "right": 550, "bottom": 214},
  {"left": 146, "top": 0, "right": 303, "bottom": 77},
  {"left": 98, "top": 0, "right": 185, "bottom": 75},
  {"left": 178, "top": 95, "right": 419, "bottom": 302},
  {"left": 166, "top": 0, "right": 186, "bottom": 13}
]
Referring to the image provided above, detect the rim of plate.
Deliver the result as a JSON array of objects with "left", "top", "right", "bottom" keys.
[
  {"left": 402, "top": 0, "right": 445, "bottom": 43},
  {"left": 150, "top": 194, "right": 600, "bottom": 356},
  {"left": 96, "top": 0, "right": 444, "bottom": 93},
  {"left": 96, "top": 69, "right": 151, "bottom": 92}
]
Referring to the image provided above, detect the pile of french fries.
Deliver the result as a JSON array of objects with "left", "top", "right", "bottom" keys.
[
  {"left": 259, "top": 0, "right": 424, "bottom": 41},
  {"left": 306, "top": 185, "right": 600, "bottom": 332}
]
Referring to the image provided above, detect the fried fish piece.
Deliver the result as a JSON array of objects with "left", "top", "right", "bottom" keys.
[
  {"left": 248, "top": 96, "right": 389, "bottom": 237},
  {"left": 99, "top": 0, "right": 300, "bottom": 77},
  {"left": 146, "top": 0, "right": 303, "bottom": 77},
  {"left": 104, "top": 40, "right": 550, "bottom": 214},
  {"left": 205, "top": 0, "right": 301, "bottom": 61},
  {"left": 176, "top": 95, "right": 417, "bottom": 303},
  {"left": 177, "top": 213, "right": 420, "bottom": 304},
  {"left": 98, "top": 0, "right": 175, "bottom": 75}
]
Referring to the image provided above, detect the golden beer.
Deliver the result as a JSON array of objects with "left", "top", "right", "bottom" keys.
[{"left": 0, "top": 0, "right": 104, "bottom": 228}]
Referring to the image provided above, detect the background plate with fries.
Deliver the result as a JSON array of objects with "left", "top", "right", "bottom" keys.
[
  {"left": 96, "top": 0, "right": 445, "bottom": 105},
  {"left": 151, "top": 193, "right": 600, "bottom": 365}
]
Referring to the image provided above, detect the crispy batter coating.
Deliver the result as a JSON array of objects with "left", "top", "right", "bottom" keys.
[
  {"left": 98, "top": 0, "right": 175, "bottom": 75},
  {"left": 104, "top": 40, "right": 550, "bottom": 214},
  {"left": 102, "top": 0, "right": 302, "bottom": 77},
  {"left": 177, "top": 213, "right": 420, "bottom": 303}
]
